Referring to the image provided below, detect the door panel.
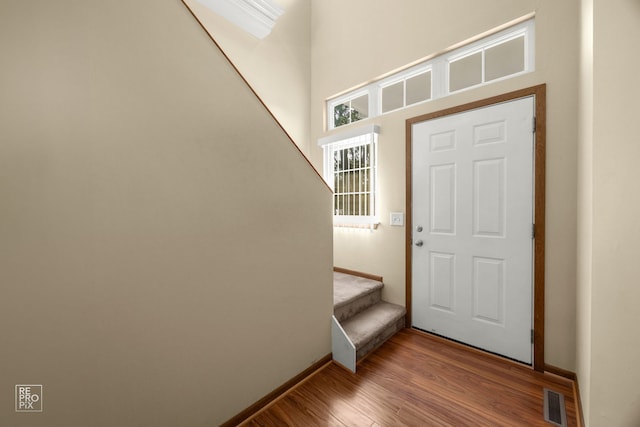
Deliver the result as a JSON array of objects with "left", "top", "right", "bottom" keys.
[
  {"left": 431, "top": 164, "right": 456, "bottom": 234},
  {"left": 412, "top": 97, "right": 534, "bottom": 364},
  {"left": 430, "top": 252, "right": 455, "bottom": 312},
  {"left": 473, "top": 158, "right": 505, "bottom": 237}
]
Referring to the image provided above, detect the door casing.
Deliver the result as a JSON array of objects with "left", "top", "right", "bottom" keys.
[{"left": 405, "top": 84, "right": 546, "bottom": 371}]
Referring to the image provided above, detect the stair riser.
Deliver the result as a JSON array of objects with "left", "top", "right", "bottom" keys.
[
  {"left": 356, "top": 316, "right": 405, "bottom": 361},
  {"left": 334, "top": 289, "right": 381, "bottom": 323}
]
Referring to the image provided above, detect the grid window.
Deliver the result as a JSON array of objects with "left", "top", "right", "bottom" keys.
[
  {"left": 320, "top": 126, "right": 379, "bottom": 226},
  {"left": 333, "top": 143, "right": 372, "bottom": 216}
]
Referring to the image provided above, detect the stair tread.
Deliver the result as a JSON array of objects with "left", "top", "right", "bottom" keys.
[
  {"left": 333, "top": 272, "right": 383, "bottom": 309},
  {"left": 341, "top": 301, "right": 406, "bottom": 349}
]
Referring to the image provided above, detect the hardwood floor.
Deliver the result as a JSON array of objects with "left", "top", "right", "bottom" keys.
[{"left": 242, "top": 328, "right": 578, "bottom": 426}]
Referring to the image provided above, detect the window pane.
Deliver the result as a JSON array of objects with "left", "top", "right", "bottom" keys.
[
  {"left": 353, "top": 169, "right": 358, "bottom": 192},
  {"left": 353, "top": 146, "right": 360, "bottom": 169},
  {"left": 341, "top": 149, "right": 348, "bottom": 172},
  {"left": 406, "top": 71, "right": 431, "bottom": 105},
  {"left": 485, "top": 36, "right": 525, "bottom": 81},
  {"left": 363, "top": 193, "right": 370, "bottom": 216},
  {"left": 449, "top": 52, "right": 482, "bottom": 92},
  {"left": 364, "top": 143, "right": 370, "bottom": 167},
  {"left": 381, "top": 81, "right": 404, "bottom": 113},
  {"left": 350, "top": 170, "right": 356, "bottom": 193},
  {"left": 351, "top": 94, "right": 369, "bottom": 122},
  {"left": 352, "top": 146, "right": 359, "bottom": 169},
  {"left": 343, "top": 169, "right": 348, "bottom": 194},
  {"left": 333, "top": 150, "right": 341, "bottom": 172},
  {"left": 333, "top": 103, "right": 351, "bottom": 127},
  {"left": 360, "top": 168, "right": 369, "bottom": 191}
]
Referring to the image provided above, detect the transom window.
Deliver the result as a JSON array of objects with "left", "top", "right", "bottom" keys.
[
  {"left": 319, "top": 125, "right": 379, "bottom": 227},
  {"left": 327, "top": 18, "right": 534, "bottom": 130},
  {"left": 381, "top": 69, "right": 432, "bottom": 114},
  {"left": 448, "top": 33, "right": 528, "bottom": 93},
  {"left": 332, "top": 92, "right": 369, "bottom": 128}
]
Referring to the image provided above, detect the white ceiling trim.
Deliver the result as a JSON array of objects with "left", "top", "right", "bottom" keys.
[{"left": 197, "top": 0, "right": 284, "bottom": 39}]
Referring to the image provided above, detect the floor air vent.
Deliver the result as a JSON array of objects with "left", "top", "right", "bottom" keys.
[{"left": 543, "top": 388, "right": 567, "bottom": 426}]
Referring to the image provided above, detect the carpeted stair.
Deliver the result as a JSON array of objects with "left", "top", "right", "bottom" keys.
[{"left": 333, "top": 272, "right": 406, "bottom": 363}]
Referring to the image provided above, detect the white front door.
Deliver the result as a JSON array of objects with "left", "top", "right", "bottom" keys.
[{"left": 411, "top": 97, "right": 534, "bottom": 364}]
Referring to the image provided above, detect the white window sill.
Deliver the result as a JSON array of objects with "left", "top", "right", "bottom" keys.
[{"left": 333, "top": 222, "right": 380, "bottom": 230}]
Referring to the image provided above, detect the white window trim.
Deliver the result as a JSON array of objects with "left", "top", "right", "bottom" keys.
[
  {"left": 318, "top": 125, "right": 380, "bottom": 228},
  {"left": 326, "top": 18, "right": 535, "bottom": 130}
]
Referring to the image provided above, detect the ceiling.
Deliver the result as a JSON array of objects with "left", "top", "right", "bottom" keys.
[{"left": 196, "top": 0, "right": 284, "bottom": 39}]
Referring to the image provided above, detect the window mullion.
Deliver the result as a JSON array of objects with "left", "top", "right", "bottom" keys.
[
  {"left": 403, "top": 79, "right": 407, "bottom": 108},
  {"left": 359, "top": 145, "right": 363, "bottom": 217},
  {"left": 347, "top": 149, "right": 351, "bottom": 215},
  {"left": 370, "top": 136, "right": 376, "bottom": 217}
]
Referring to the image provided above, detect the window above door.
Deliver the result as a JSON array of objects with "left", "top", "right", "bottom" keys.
[{"left": 326, "top": 18, "right": 535, "bottom": 131}]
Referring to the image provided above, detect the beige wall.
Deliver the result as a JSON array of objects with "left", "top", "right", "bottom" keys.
[
  {"left": 184, "top": 0, "right": 313, "bottom": 155},
  {"left": 0, "top": 1, "right": 332, "bottom": 426},
  {"left": 577, "top": 0, "right": 640, "bottom": 425},
  {"left": 311, "top": 0, "right": 580, "bottom": 371}
]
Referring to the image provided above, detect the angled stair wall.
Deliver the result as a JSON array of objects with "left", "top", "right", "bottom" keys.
[{"left": 0, "top": 1, "right": 332, "bottom": 426}]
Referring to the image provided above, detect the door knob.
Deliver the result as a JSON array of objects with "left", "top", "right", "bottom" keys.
[
  {"left": 415, "top": 240, "right": 424, "bottom": 247},
  {"left": 416, "top": 225, "right": 423, "bottom": 232}
]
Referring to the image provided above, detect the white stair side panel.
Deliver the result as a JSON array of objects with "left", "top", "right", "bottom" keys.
[{"left": 332, "top": 315, "right": 356, "bottom": 373}]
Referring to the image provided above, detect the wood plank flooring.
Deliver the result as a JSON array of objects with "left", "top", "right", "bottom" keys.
[{"left": 242, "top": 328, "right": 578, "bottom": 426}]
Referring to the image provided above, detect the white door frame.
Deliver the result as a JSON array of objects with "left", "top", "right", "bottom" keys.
[{"left": 405, "top": 85, "right": 546, "bottom": 371}]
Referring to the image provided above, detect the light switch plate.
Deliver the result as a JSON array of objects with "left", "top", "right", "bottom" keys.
[{"left": 390, "top": 212, "right": 404, "bottom": 226}]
